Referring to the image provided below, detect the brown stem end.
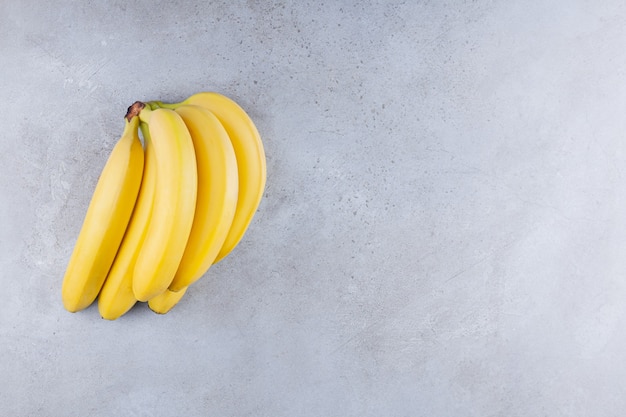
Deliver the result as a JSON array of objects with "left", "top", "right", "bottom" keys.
[{"left": 125, "top": 101, "right": 146, "bottom": 122}]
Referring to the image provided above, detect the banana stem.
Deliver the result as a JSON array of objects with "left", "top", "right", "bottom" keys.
[
  {"left": 148, "top": 100, "right": 178, "bottom": 110},
  {"left": 137, "top": 105, "right": 154, "bottom": 125},
  {"left": 139, "top": 121, "right": 151, "bottom": 143}
]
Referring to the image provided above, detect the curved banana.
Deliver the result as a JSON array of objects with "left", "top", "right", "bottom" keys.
[
  {"left": 98, "top": 122, "right": 156, "bottom": 320},
  {"left": 152, "top": 92, "right": 266, "bottom": 263},
  {"left": 132, "top": 107, "right": 197, "bottom": 302},
  {"left": 148, "top": 287, "right": 188, "bottom": 314},
  {"left": 167, "top": 105, "right": 239, "bottom": 292},
  {"left": 62, "top": 115, "right": 144, "bottom": 312}
]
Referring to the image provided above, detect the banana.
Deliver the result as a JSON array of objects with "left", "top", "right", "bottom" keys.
[
  {"left": 166, "top": 105, "right": 239, "bottom": 292},
  {"left": 152, "top": 92, "right": 266, "bottom": 263},
  {"left": 97, "top": 122, "right": 156, "bottom": 320},
  {"left": 148, "top": 287, "right": 188, "bottom": 314},
  {"left": 62, "top": 112, "right": 144, "bottom": 312},
  {"left": 63, "top": 93, "right": 265, "bottom": 317},
  {"left": 132, "top": 107, "right": 198, "bottom": 302}
]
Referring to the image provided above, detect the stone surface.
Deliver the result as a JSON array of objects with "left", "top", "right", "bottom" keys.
[{"left": 2, "top": 1, "right": 626, "bottom": 416}]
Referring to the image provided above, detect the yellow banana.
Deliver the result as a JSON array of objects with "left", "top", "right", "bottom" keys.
[
  {"left": 62, "top": 114, "right": 144, "bottom": 312},
  {"left": 166, "top": 105, "right": 239, "bottom": 292},
  {"left": 152, "top": 92, "right": 266, "bottom": 263},
  {"left": 132, "top": 107, "right": 197, "bottom": 302},
  {"left": 97, "top": 122, "right": 156, "bottom": 320},
  {"left": 148, "top": 287, "right": 188, "bottom": 314}
]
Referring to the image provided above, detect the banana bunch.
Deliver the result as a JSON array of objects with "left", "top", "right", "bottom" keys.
[{"left": 61, "top": 92, "right": 266, "bottom": 319}]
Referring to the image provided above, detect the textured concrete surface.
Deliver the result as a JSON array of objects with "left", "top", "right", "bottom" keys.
[{"left": 2, "top": 0, "right": 626, "bottom": 416}]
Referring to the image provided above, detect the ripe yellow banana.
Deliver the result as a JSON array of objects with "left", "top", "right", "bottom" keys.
[
  {"left": 62, "top": 115, "right": 144, "bottom": 312},
  {"left": 166, "top": 105, "right": 239, "bottom": 292},
  {"left": 98, "top": 122, "right": 156, "bottom": 320},
  {"left": 148, "top": 287, "right": 188, "bottom": 314},
  {"left": 132, "top": 107, "right": 197, "bottom": 302},
  {"left": 152, "top": 92, "right": 266, "bottom": 263}
]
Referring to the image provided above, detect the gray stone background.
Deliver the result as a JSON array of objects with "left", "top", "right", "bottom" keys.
[{"left": 2, "top": 0, "right": 626, "bottom": 416}]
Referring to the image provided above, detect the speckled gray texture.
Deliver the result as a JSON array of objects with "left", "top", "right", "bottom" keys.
[{"left": 2, "top": 0, "right": 626, "bottom": 416}]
